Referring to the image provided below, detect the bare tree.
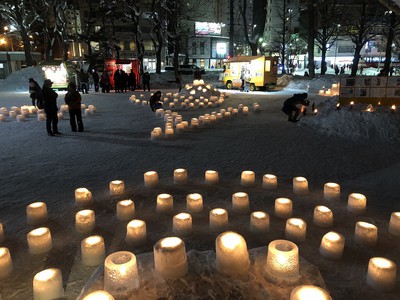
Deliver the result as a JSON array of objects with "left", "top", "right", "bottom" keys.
[{"left": 382, "top": 11, "right": 400, "bottom": 75}]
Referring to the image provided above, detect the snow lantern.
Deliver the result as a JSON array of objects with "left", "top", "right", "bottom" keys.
[
  {"left": 209, "top": 208, "right": 229, "bottom": 232},
  {"left": 253, "top": 103, "right": 260, "bottom": 111},
  {"left": 57, "top": 112, "right": 63, "bottom": 120},
  {"left": 165, "top": 127, "right": 174, "bottom": 138},
  {"left": 82, "top": 290, "right": 115, "bottom": 299},
  {"left": 0, "top": 223, "right": 4, "bottom": 243},
  {"left": 60, "top": 104, "right": 68, "bottom": 113},
  {"left": 285, "top": 218, "right": 307, "bottom": 243},
  {"left": 232, "top": 108, "right": 239, "bottom": 115},
  {"left": 174, "top": 168, "right": 188, "bottom": 185},
  {"left": 354, "top": 221, "right": 378, "bottom": 247},
  {"left": 242, "top": 106, "right": 249, "bottom": 114},
  {"left": 27, "top": 227, "right": 52, "bottom": 254},
  {"left": 104, "top": 251, "right": 139, "bottom": 298},
  {"left": 75, "top": 210, "right": 96, "bottom": 235},
  {"left": 364, "top": 104, "right": 374, "bottom": 112},
  {"left": 151, "top": 129, "right": 162, "bottom": 139},
  {"left": 33, "top": 268, "right": 63, "bottom": 300},
  {"left": 205, "top": 170, "right": 219, "bottom": 184},
  {"left": 293, "top": 177, "right": 308, "bottom": 195},
  {"left": 88, "top": 105, "right": 96, "bottom": 113},
  {"left": 324, "top": 182, "right": 340, "bottom": 201},
  {"left": 155, "top": 108, "right": 164, "bottom": 117},
  {"left": 390, "top": 104, "right": 396, "bottom": 113},
  {"left": 26, "top": 202, "right": 48, "bottom": 225},
  {"left": 216, "top": 113, "right": 223, "bottom": 120},
  {"left": 313, "top": 206, "right": 333, "bottom": 228},
  {"left": 16, "top": 115, "right": 25, "bottom": 122},
  {"left": 241, "top": 170, "right": 255, "bottom": 187},
  {"left": 319, "top": 231, "right": 345, "bottom": 260},
  {"left": 109, "top": 180, "right": 125, "bottom": 196},
  {"left": 144, "top": 171, "right": 158, "bottom": 187},
  {"left": 176, "top": 123, "right": 184, "bottom": 133},
  {"left": 347, "top": 193, "right": 366, "bottom": 214},
  {"left": 389, "top": 212, "right": 400, "bottom": 236},
  {"left": 263, "top": 174, "right": 277, "bottom": 190},
  {"left": 366, "top": 257, "right": 397, "bottom": 291},
  {"left": 0, "top": 114, "right": 5, "bottom": 122},
  {"left": 264, "top": 239, "right": 299, "bottom": 284},
  {"left": 0, "top": 247, "right": 13, "bottom": 279},
  {"left": 125, "top": 220, "right": 147, "bottom": 246},
  {"left": 215, "top": 231, "right": 250, "bottom": 275},
  {"left": 116, "top": 199, "right": 135, "bottom": 221},
  {"left": 8, "top": 111, "right": 16, "bottom": 118},
  {"left": 173, "top": 213, "right": 192, "bottom": 235},
  {"left": 81, "top": 235, "right": 105, "bottom": 266},
  {"left": 232, "top": 192, "right": 250, "bottom": 213},
  {"left": 156, "top": 193, "right": 174, "bottom": 214},
  {"left": 84, "top": 108, "right": 90, "bottom": 116},
  {"left": 154, "top": 237, "right": 188, "bottom": 280},
  {"left": 186, "top": 193, "right": 203, "bottom": 213},
  {"left": 274, "top": 198, "right": 293, "bottom": 219},
  {"left": 290, "top": 285, "right": 332, "bottom": 300},
  {"left": 250, "top": 211, "right": 270, "bottom": 233},
  {"left": 37, "top": 113, "right": 46, "bottom": 121},
  {"left": 75, "top": 187, "right": 93, "bottom": 206},
  {"left": 81, "top": 104, "right": 87, "bottom": 110}
]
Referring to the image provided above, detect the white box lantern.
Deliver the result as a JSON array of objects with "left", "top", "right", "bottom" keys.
[
  {"left": 347, "top": 193, "right": 367, "bottom": 214},
  {"left": 27, "top": 227, "right": 53, "bottom": 254},
  {"left": 116, "top": 199, "right": 135, "bottom": 221},
  {"left": 250, "top": 211, "right": 270, "bottom": 233},
  {"left": 354, "top": 221, "right": 378, "bottom": 247},
  {"left": 275, "top": 198, "right": 293, "bottom": 219},
  {"left": 323, "top": 182, "right": 340, "bottom": 201},
  {"left": 125, "top": 219, "right": 147, "bottom": 246},
  {"left": 151, "top": 130, "right": 162, "bottom": 139},
  {"left": 75, "top": 210, "right": 96, "bottom": 235},
  {"left": 263, "top": 174, "right": 277, "bottom": 190},
  {"left": 264, "top": 239, "right": 299, "bottom": 284},
  {"left": 173, "top": 213, "right": 192, "bottom": 235},
  {"left": 389, "top": 212, "right": 400, "bottom": 236},
  {"left": 37, "top": 113, "right": 46, "bottom": 121},
  {"left": 109, "top": 180, "right": 125, "bottom": 195},
  {"left": 290, "top": 285, "right": 332, "bottom": 300},
  {"left": 293, "top": 177, "right": 308, "bottom": 195},
  {"left": 313, "top": 206, "right": 333, "bottom": 228},
  {"left": 174, "top": 168, "right": 188, "bottom": 185},
  {"left": 154, "top": 237, "right": 188, "bottom": 280},
  {"left": 144, "top": 171, "right": 158, "bottom": 187},
  {"left": 83, "top": 290, "right": 115, "bottom": 299},
  {"left": 216, "top": 231, "right": 250, "bottom": 275},
  {"left": 75, "top": 187, "right": 93, "bottom": 206},
  {"left": 33, "top": 268, "right": 63, "bottom": 300},
  {"left": 9, "top": 111, "right": 16, "bottom": 118},
  {"left": 104, "top": 251, "right": 139, "bottom": 298},
  {"left": 81, "top": 235, "right": 106, "bottom": 266},
  {"left": 0, "top": 114, "right": 5, "bottom": 122},
  {"left": 366, "top": 257, "right": 397, "bottom": 291},
  {"left": 0, "top": 247, "right": 13, "bottom": 279},
  {"left": 241, "top": 171, "right": 255, "bottom": 187},
  {"left": 0, "top": 223, "right": 4, "bottom": 243},
  {"left": 319, "top": 231, "right": 345, "bottom": 260},
  {"left": 205, "top": 170, "right": 219, "bottom": 184},
  {"left": 157, "top": 193, "right": 174, "bottom": 214},
  {"left": 285, "top": 218, "right": 307, "bottom": 243},
  {"left": 186, "top": 193, "right": 203, "bottom": 213},
  {"left": 210, "top": 208, "right": 229, "bottom": 232},
  {"left": 232, "top": 192, "right": 250, "bottom": 213},
  {"left": 26, "top": 202, "right": 48, "bottom": 225}
]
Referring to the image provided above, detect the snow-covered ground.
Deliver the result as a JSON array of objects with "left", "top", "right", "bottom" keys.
[{"left": 0, "top": 67, "right": 399, "bottom": 299}]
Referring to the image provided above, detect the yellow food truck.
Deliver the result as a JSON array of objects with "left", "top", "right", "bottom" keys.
[{"left": 222, "top": 56, "right": 278, "bottom": 91}]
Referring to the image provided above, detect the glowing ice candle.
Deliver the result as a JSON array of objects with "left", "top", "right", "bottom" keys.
[
  {"left": 186, "top": 193, "right": 203, "bottom": 213},
  {"left": 354, "top": 221, "right": 378, "bottom": 247},
  {"left": 216, "top": 113, "right": 223, "bottom": 120},
  {"left": 347, "top": 193, "right": 367, "bottom": 214},
  {"left": 33, "top": 268, "right": 63, "bottom": 300},
  {"left": 290, "top": 285, "right": 332, "bottom": 300},
  {"left": 191, "top": 118, "right": 199, "bottom": 128},
  {"left": 165, "top": 127, "right": 174, "bottom": 137},
  {"left": 16, "top": 115, "right": 25, "bottom": 122},
  {"left": 116, "top": 200, "right": 135, "bottom": 221},
  {"left": 125, "top": 219, "right": 147, "bottom": 246},
  {"left": 155, "top": 109, "right": 164, "bottom": 117},
  {"left": 264, "top": 239, "right": 299, "bottom": 283},
  {"left": 154, "top": 237, "right": 188, "bottom": 279},
  {"left": 0, "top": 247, "right": 13, "bottom": 279},
  {"left": 241, "top": 171, "right": 255, "bottom": 187},
  {"left": 389, "top": 212, "right": 400, "bottom": 236},
  {"left": 293, "top": 177, "right": 308, "bottom": 195},
  {"left": 9, "top": 111, "right": 16, "bottom": 118},
  {"left": 109, "top": 180, "right": 125, "bottom": 196},
  {"left": 83, "top": 290, "right": 115, "bottom": 300},
  {"left": 75, "top": 187, "right": 93, "bottom": 206},
  {"left": 176, "top": 123, "right": 184, "bottom": 133},
  {"left": 157, "top": 193, "right": 174, "bottom": 214},
  {"left": 0, "top": 223, "right": 4, "bottom": 243},
  {"left": 26, "top": 202, "right": 48, "bottom": 225},
  {"left": 216, "top": 231, "right": 250, "bottom": 275},
  {"left": 313, "top": 206, "right": 333, "bottom": 228},
  {"left": 232, "top": 108, "right": 238, "bottom": 115},
  {"left": 275, "top": 198, "right": 293, "bottom": 219},
  {"left": 232, "top": 192, "right": 250, "bottom": 213},
  {"left": 250, "top": 211, "right": 270, "bottom": 233},
  {"left": 263, "top": 174, "right": 277, "bottom": 190},
  {"left": 242, "top": 106, "right": 249, "bottom": 114},
  {"left": 81, "top": 235, "right": 106, "bottom": 266},
  {"left": 238, "top": 104, "right": 244, "bottom": 111},
  {"left": 253, "top": 103, "right": 260, "bottom": 111},
  {"left": 104, "top": 251, "right": 139, "bottom": 297},
  {"left": 27, "top": 227, "right": 52, "bottom": 254},
  {"left": 173, "top": 213, "right": 192, "bottom": 235},
  {"left": 75, "top": 210, "right": 96, "bottom": 235},
  {"left": 324, "top": 182, "right": 340, "bottom": 201},
  {"left": 319, "top": 231, "right": 345, "bottom": 260},
  {"left": 367, "top": 257, "right": 397, "bottom": 291},
  {"left": 144, "top": 171, "right": 158, "bottom": 187},
  {"left": 285, "top": 218, "right": 307, "bottom": 243},
  {"left": 174, "top": 168, "right": 188, "bottom": 185},
  {"left": 151, "top": 130, "right": 162, "bottom": 139},
  {"left": 205, "top": 170, "right": 219, "bottom": 184},
  {"left": 0, "top": 114, "right": 5, "bottom": 122},
  {"left": 210, "top": 208, "right": 229, "bottom": 232}
]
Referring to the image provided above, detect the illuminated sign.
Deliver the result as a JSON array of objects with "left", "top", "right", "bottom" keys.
[{"left": 195, "top": 22, "right": 222, "bottom": 36}]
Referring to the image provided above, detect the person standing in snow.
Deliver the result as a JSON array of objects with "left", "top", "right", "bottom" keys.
[
  {"left": 64, "top": 82, "right": 84, "bottom": 132},
  {"left": 142, "top": 71, "right": 151, "bottom": 91},
  {"left": 42, "top": 79, "right": 61, "bottom": 136},
  {"left": 282, "top": 93, "right": 310, "bottom": 122}
]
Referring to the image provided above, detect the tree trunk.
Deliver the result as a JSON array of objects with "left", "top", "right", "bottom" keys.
[
  {"left": 351, "top": 44, "right": 363, "bottom": 77},
  {"left": 20, "top": 29, "right": 33, "bottom": 66},
  {"left": 383, "top": 12, "right": 396, "bottom": 76},
  {"left": 321, "top": 43, "right": 327, "bottom": 75},
  {"left": 307, "top": 1, "right": 315, "bottom": 78},
  {"left": 156, "top": 45, "right": 162, "bottom": 74},
  {"left": 229, "top": 0, "right": 234, "bottom": 57}
]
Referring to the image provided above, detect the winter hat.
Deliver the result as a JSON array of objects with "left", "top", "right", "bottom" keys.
[
  {"left": 29, "top": 78, "right": 34, "bottom": 82},
  {"left": 44, "top": 79, "right": 53, "bottom": 86}
]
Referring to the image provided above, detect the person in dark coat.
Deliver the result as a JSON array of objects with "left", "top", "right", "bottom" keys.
[
  {"left": 79, "top": 69, "right": 89, "bottom": 94},
  {"left": 64, "top": 82, "right": 84, "bottom": 132},
  {"left": 114, "top": 67, "right": 124, "bottom": 93},
  {"left": 100, "top": 72, "right": 110, "bottom": 93},
  {"left": 194, "top": 68, "right": 202, "bottom": 80},
  {"left": 29, "top": 78, "right": 43, "bottom": 108},
  {"left": 282, "top": 93, "right": 310, "bottom": 122},
  {"left": 149, "top": 91, "right": 163, "bottom": 111},
  {"left": 128, "top": 71, "right": 136, "bottom": 91},
  {"left": 142, "top": 71, "right": 151, "bottom": 91},
  {"left": 92, "top": 70, "right": 100, "bottom": 92},
  {"left": 42, "top": 79, "right": 61, "bottom": 136}
]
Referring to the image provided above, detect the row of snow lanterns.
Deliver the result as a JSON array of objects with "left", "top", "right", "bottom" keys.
[
  {"left": 336, "top": 101, "right": 397, "bottom": 112},
  {"left": 150, "top": 103, "right": 260, "bottom": 139},
  {"left": 1, "top": 171, "right": 399, "bottom": 298},
  {"left": 0, "top": 104, "right": 96, "bottom": 122},
  {"left": 317, "top": 83, "right": 340, "bottom": 96}
]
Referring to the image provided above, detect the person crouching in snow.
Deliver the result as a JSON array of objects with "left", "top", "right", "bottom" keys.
[
  {"left": 149, "top": 91, "right": 163, "bottom": 111},
  {"left": 282, "top": 93, "right": 310, "bottom": 122}
]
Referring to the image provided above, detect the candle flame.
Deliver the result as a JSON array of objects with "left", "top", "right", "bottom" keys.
[{"left": 220, "top": 232, "right": 242, "bottom": 250}]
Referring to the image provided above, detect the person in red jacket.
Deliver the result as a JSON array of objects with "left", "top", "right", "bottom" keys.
[{"left": 65, "top": 82, "right": 84, "bottom": 132}]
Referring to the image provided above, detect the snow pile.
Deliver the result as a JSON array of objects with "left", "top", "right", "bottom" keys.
[
  {"left": 0, "top": 67, "right": 44, "bottom": 92},
  {"left": 287, "top": 75, "right": 339, "bottom": 93}
]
